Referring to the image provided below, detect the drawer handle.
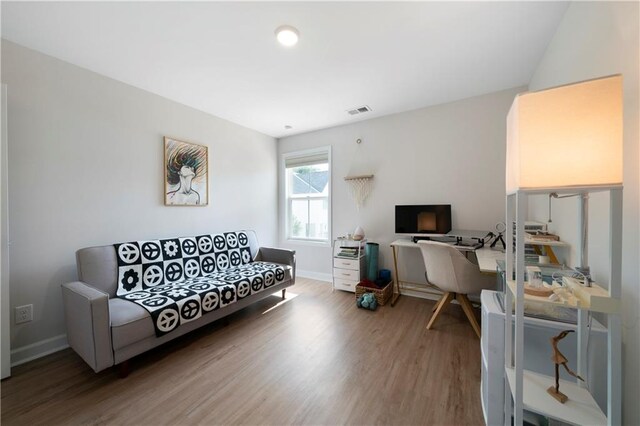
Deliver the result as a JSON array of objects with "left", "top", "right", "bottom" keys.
[
  {"left": 341, "top": 262, "right": 350, "bottom": 266},
  {"left": 341, "top": 272, "right": 351, "bottom": 276}
]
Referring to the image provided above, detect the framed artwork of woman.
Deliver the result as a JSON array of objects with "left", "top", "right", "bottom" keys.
[{"left": 164, "top": 137, "right": 208, "bottom": 206}]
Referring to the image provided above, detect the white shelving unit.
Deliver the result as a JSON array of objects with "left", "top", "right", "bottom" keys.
[
  {"left": 332, "top": 239, "right": 366, "bottom": 293},
  {"left": 504, "top": 187, "right": 622, "bottom": 426}
]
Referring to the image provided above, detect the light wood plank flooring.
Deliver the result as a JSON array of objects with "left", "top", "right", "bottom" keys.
[{"left": 1, "top": 278, "right": 484, "bottom": 425}]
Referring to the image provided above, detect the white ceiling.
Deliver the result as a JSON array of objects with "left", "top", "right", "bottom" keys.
[{"left": 1, "top": 2, "right": 568, "bottom": 138}]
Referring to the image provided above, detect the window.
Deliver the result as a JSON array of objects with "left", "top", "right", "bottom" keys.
[{"left": 283, "top": 148, "right": 330, "bottom": 243}]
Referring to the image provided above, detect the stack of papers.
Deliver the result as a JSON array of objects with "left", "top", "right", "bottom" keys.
[{"left": 337, "top": 248, "right": 360, "bottom": 258}]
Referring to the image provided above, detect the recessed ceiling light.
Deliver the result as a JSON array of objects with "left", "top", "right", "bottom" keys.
[{"left": 275, "top": 25, "right": 299, "bottom": 47}]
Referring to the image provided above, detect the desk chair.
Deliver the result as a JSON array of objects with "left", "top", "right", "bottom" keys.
[{"left": 417, "top": 240, "right": 494, "bottom": 338}]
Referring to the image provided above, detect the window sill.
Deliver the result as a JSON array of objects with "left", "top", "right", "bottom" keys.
[{"left": 284, "top": 238, "right": 331, "bottom": 248}]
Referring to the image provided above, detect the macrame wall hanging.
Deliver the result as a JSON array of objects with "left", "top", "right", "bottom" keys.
[
  {"left": 344, "top": 174, "right": 373, "bottom": 210},
  {"left": 343, "top": 137, "right": 377, "bottom": 210}
]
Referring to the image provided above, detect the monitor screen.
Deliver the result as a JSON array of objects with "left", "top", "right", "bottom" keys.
[{"left": 395, "top": 205, "right": 452, "bottom": 235}]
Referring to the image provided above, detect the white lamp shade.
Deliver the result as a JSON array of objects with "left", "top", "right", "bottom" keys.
[{"left": 506, "top": 75, "right": 623, "bottom": 192}]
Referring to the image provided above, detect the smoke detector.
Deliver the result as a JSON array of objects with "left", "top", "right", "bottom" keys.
[{"left": 347, "top": 105, "right": 372, "bottom": 116}]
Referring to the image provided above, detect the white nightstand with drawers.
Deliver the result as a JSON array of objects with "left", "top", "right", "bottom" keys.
[{"left": 332, "top": 239, "right": 366, "bottom": 293}]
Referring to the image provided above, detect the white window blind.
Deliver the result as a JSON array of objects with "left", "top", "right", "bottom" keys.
[{"left": 284, "top": 152, "right": 328, "bottom": 168}]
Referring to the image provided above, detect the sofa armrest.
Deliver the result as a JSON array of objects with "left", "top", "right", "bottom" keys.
[
  {"left": 61, "top": 281, "right": 113, "bottom": 372},
  {"left": 256, "top": 247, "right": 296, "bottom": 281}
]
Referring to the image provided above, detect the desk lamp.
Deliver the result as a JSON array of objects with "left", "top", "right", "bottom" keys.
[{"left": 506, "top": 74, "right": 623, "bottom": 285}]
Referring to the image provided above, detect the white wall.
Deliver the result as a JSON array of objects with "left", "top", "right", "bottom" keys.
[
  {"left": 278, "top": 87, "right": 523, "bottom": 284},
  {"left": 527, "top": 2, "right": 639, "bottom": 424},
  {"left": 1, "top": 40, "right": 279, "bottom": 363}
]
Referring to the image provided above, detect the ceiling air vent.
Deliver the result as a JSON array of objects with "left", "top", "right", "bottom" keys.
[{"left": 347, "top": 105, "right": 372, "bottom": 116}]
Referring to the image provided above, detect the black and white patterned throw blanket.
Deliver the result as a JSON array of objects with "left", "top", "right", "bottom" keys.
[{"left": 114, "top": 232, "right": 287, "bottom": 336}]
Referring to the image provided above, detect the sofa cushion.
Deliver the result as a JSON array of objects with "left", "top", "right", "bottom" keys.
[
  {"left": 115, "top": 261, "right": 291, "bottom": 337},
  {"left": 109, "top": 298, "right": 154, "bottom": 350},
  {"left": 114, "top": 231, "right": 253, "bottom": 296}
]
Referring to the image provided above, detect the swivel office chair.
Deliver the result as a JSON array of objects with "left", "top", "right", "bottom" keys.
[{"left": 417, "top": 240, "right": 495, "bottom": 338}]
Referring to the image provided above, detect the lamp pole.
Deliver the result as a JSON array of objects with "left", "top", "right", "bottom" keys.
[
  {"left": 549, "top": 192, "right": 591, "bottom": 286},
  {"left": 576, "top": 194, "right": 592, "bottom": 286}
]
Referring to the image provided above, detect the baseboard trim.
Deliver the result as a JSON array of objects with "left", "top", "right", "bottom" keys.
[
  {"left": 400, "top": 289, "right": 441, "bottom": 302},
  {"left": 11, "top": 334, "right": 69, "bottom": 367},
  {"left": 296, "top": 270, "right": 332, "bottom": 283},
  {"left": 398, "top": 289, "right": 481, "bottom": 305}
]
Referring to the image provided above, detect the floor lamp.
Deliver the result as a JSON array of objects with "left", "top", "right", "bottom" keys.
[{"left": 505, "top": 73, "right": 623, "bottom": 425}]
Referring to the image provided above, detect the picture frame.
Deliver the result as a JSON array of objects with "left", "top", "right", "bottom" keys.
[{"left": 164, "top": 137, "right": 208, "bottom": 206}]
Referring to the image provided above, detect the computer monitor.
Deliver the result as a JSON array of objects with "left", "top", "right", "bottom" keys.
[{"left": 395, "top": 205, "right": 452, "bottom": 235}]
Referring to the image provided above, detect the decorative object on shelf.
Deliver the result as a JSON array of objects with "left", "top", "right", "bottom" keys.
[
  {"left": 344, "top": 174, "right": 373, "bottom": 210},
  {"left": 524, "top": 266, "right": 552, "bottom": 297},
  {"left": 547, "top": 330, "right": 585, "bottom": 404},
  {"left": 353, "top": 226, "right": 365, "bottom": 241},
  {"left": 365, "top": 242, "right": 379, "bottom": 281},
  {"left": 490, "top": 222, "right": 506, "bottom": 250},
  {"left": 356, "top": 292, "right": 378, "bottom": 311},
  {"left": 523, "top": 286, "right": 553, "bottom": 298},
  {"left": 164, "top": 137, "right": 208, "bottom": 206}
]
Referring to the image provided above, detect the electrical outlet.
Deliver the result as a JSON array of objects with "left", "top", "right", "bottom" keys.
[{"left": 15, "top": 304, "right": 33, "bottom": 324}]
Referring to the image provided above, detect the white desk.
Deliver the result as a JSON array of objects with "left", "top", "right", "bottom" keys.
[
  {"left": 390, "top": 238, "right": 479, "bottom": 252},
  {"left": 389, "top": 235, "right": 570, "bottom": 306},
  {"left": 476, "top": 247, "right": 505, "bottom": 273},
  {"left": 389, "top": 236, "right": 499, "bottom": 306}
]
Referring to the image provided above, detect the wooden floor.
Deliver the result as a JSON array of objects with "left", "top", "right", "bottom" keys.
[{"left": 1, "top": 278, "right": 484, "bottom": 425}]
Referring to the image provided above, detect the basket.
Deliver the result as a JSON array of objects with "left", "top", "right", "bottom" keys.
[{"left": 355, "top": 281, "right": 392, "bottom": 306}]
